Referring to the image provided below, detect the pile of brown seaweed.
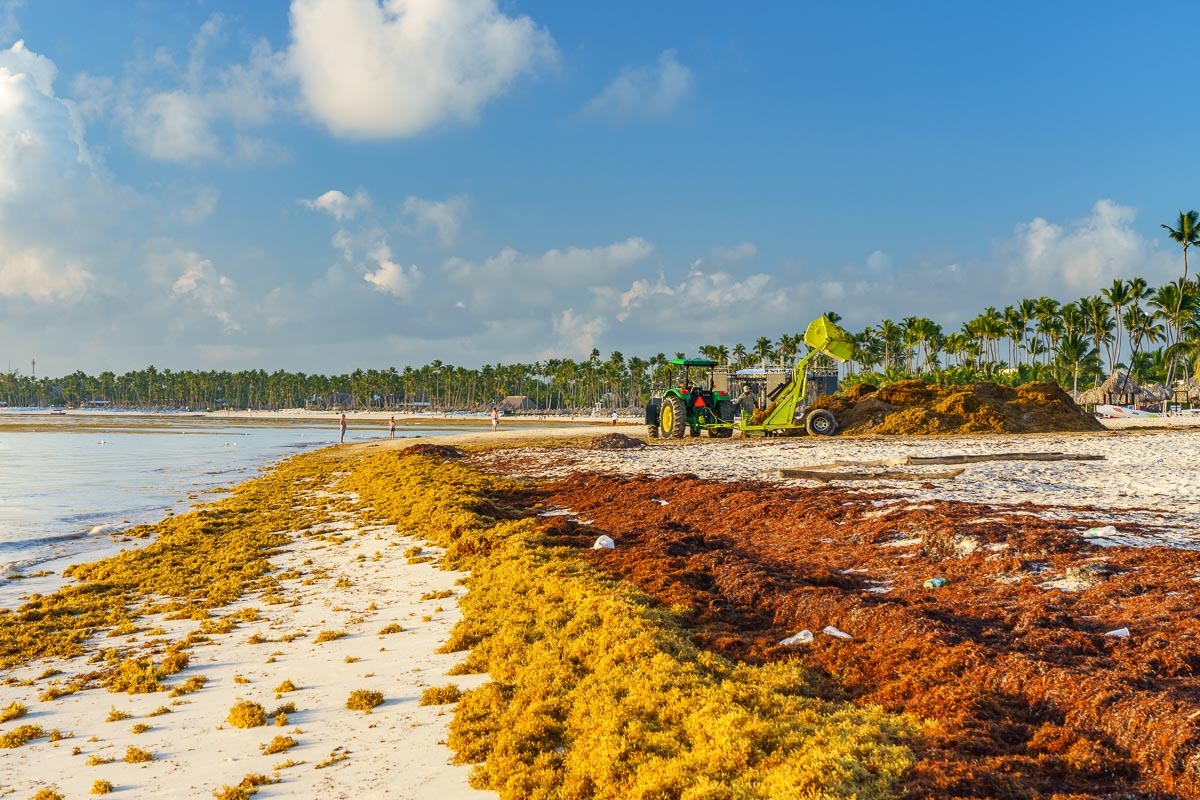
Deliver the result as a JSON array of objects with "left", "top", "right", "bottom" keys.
[{"left": 812, "top": 381, "right": 1104, "bottom": 435}]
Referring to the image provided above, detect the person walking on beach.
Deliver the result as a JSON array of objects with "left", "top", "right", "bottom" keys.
[
  {"left": 491, "top": 405, "right": 499, "bottom": 432},
  {"left": 611, "top": 410, "right": 619, "bottom": 426},
  {"left": 339, "top": 413, "right": 347, "bottom": 444},
  {"left": 389, "top": 416, "right": 396, "bottom": 439}
]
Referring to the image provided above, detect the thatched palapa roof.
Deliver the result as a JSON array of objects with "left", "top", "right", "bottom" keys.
[
  {"left": 1076, "top": 371, "right": 1152, "bottom": 406},
  {"left": 1142, "top": 382, "right": 1172, "bottom": 401}
]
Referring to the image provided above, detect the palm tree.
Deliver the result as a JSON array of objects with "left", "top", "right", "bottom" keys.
[
  {"left": 1162, "top": 210, "right": 1200, "bottom": 282},
  {"left": 1101, "top": 279, "right": 1130, "bottom": 370},
  {"left": 753, "top": 337, "right": 774, "bottom": 367},
  {"left": 1033, "top": 297, "right": 1061, "bottom": 365},
  {"left": 1015, "top": 298, "right": 1038, "bottom": 365},
  {"left": 877, "top": 320, "right": 902, "bottom": 370},
  {"left": 1053, "top": 332, "right": 1101, "bottom": 393},
  {"left": 1149, "top": 280, "right": 1198, "bottom": 388},
  {"left": 1079, "top": 296, "right": 1114, "bottom": 375}
]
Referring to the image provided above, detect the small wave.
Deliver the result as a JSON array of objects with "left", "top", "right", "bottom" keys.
[{"left": 0, "top": 530, "right": 89, "bottom": 552}]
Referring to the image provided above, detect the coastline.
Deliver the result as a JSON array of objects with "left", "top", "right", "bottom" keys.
[
  {"left": 0, "top": 425, "right": 623, "bottom": 798},
  {"left": 4, "top": 423, "right": 1200, "bottom": 797}
]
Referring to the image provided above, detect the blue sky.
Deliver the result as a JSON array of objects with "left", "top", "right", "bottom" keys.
[{"left": 1, "top": 1, "right": 1195, "bottom": 375}]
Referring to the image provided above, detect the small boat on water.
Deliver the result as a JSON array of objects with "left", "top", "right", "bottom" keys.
[{"left": 49, "top": 408, "right": 66, "bottom": 415}]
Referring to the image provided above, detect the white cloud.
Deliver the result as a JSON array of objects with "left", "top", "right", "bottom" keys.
[
  {"left": 1002, "top": 199, "right": 1175, "bottom": 298},
  {"left": 80, "top": 16, "right": 288, "bottom": 164},
  {"left": 443, "top": 237, "right": 654, "bottom": 313},
  {"left": 0, "top": 245, "right": 92, "bottom": 303},
  {"left": 710, "top": 242, "right": 757, "bottom": 264},
  {"left": 580, "top": 49, "right": 693, "bottom": 123},
  {"left": 0, "top": 40, "right": 109, "bottom": 309},
  {"left": 174, "top": 185, "right": 219, "bottom": 225},
  {"left": 288, "top": 0, "right": 557, "bottom": 139},
  {"left": 364, "top": 258, "right": 422, "bottom": 298},
  {"left": 616, "top": 270, "right": 774, "bottom": 324},
  {"left": 0, "top": 1, "right": 22, "bottom": 44},
  {"left": 866, "top": 250, "right": 892, "bottom": 274},
  {"left": 126, "top": 90, "right": 219, "bottom": 161},
  {"left": 153, "top": 248, "right": 240, "bottom": 333},
  {"left": 0, "top": 41, "right": 91, "bottom": 201},
  {"left": 551, "top": 308, "right": 606, "bottom": 357},
  {"left": 302, "top": 188, "right": 371, "bottom": 221},
  {"left": 0, "top": 39, "right": 52, "bottom": 94},
  {"left": 363, "top": 240, "right": 422, "bottom": 298},
  {"left": 401, "top": 194, "right": 467, "bottom": 246}
]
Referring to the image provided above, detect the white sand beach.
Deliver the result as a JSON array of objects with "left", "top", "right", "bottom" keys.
[{"left": 0, "top": 466, "right": 501, "bottom": 799}]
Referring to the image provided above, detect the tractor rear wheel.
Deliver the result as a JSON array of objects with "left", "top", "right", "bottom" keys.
[
  {"left": 805, "top": 409, "right": 838, "bottom": 436},
  {"left": 659, "top": 395, "right": 687, "bottom": 439}
]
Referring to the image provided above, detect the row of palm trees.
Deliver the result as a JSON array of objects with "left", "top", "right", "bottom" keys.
[{"left": 5, "top": 212, "right": 1198, "bottom": 411}]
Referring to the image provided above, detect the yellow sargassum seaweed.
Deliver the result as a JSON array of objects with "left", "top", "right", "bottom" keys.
[
  {"left": 0, "top": 453, "right": 341, "bottom": 670},
  {"left": 338, "top": 452, "right": 919, "bottom": 800}
]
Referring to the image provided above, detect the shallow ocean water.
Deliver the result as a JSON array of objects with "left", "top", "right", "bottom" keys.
[{"left": 0, "top": 413, "right": 475, "bottom": 592}]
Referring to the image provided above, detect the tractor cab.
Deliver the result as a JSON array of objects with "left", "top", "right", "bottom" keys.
[
  {"left": 672, "top": 359, "right": 718, "bottom": 409},
  {"left": 646, "top": 359, "right": 735, "bottom": 438}
]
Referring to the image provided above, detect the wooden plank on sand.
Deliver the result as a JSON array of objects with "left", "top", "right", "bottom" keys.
[
  {"left": 777, "top": 467, "right": 965, "bottom": 482},
  {"left": 905, "top": 452, "right": 1105, "bottom": 465},
  {"left": 796, "top": 452, "right": 1105, "bottom": 472}
]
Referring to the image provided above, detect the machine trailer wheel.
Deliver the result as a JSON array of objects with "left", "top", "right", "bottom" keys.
[
  {"left": 659, "top": 395, "right": 687, "bottom": 439},
  {"left": 805, "top": 409, "right": 838, "bottom": 436},
  {"left": 710, "top": 399, "right": 735, "bottom": 437}
]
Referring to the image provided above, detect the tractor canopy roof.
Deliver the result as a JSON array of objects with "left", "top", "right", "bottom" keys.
[{"left": 669, "top": 358, "right": 718, "bottom": 367}]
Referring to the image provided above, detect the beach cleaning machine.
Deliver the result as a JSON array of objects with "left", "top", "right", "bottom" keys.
[{"left": 645, "top": 316, "right": 854, "bottom": 439}]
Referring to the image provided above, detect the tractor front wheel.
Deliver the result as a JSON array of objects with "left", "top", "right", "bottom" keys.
[
  {"left": 805, "top": 409, "right": 838, "bottom": 436},
  {"left": 645, "top": 401, "right": 660, "bottom": 438},
  {"left": 659, "top": 395, "right": 687, "bottom": 439}
]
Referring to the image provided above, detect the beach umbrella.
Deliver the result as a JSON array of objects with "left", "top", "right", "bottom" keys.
[{"left": 1076, "top": 386, "right": 1105, "bottom": 406}]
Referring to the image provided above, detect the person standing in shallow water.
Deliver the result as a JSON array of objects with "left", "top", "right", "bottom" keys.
[
  {"left": 339, "top": 413, "right": 347, "bottom": 444},
  {"left": 491, "top": 406, "right": 499, "bottom": 432},
  {"left": 389, "top": 416, "right": 396, "bottom": 439}
]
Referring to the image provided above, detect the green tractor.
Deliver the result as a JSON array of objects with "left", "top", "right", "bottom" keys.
[{"left": 645, "top": 359, "right": 735, "bottom": 439}]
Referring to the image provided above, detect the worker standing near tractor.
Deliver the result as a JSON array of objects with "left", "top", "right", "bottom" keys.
[{"left": 736, "top": 384, "right": 757, "bottom": 423}]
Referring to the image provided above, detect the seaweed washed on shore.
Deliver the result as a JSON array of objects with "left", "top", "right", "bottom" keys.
[
  {"left": 6, "top": 423, "right": 1200, "bottom": 799},
  {"left": 529, "top": 469, "right": 1200, "bottom": 799},
  {"left": 0, "top": 446, "right": 917, "bottom": 799}
]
